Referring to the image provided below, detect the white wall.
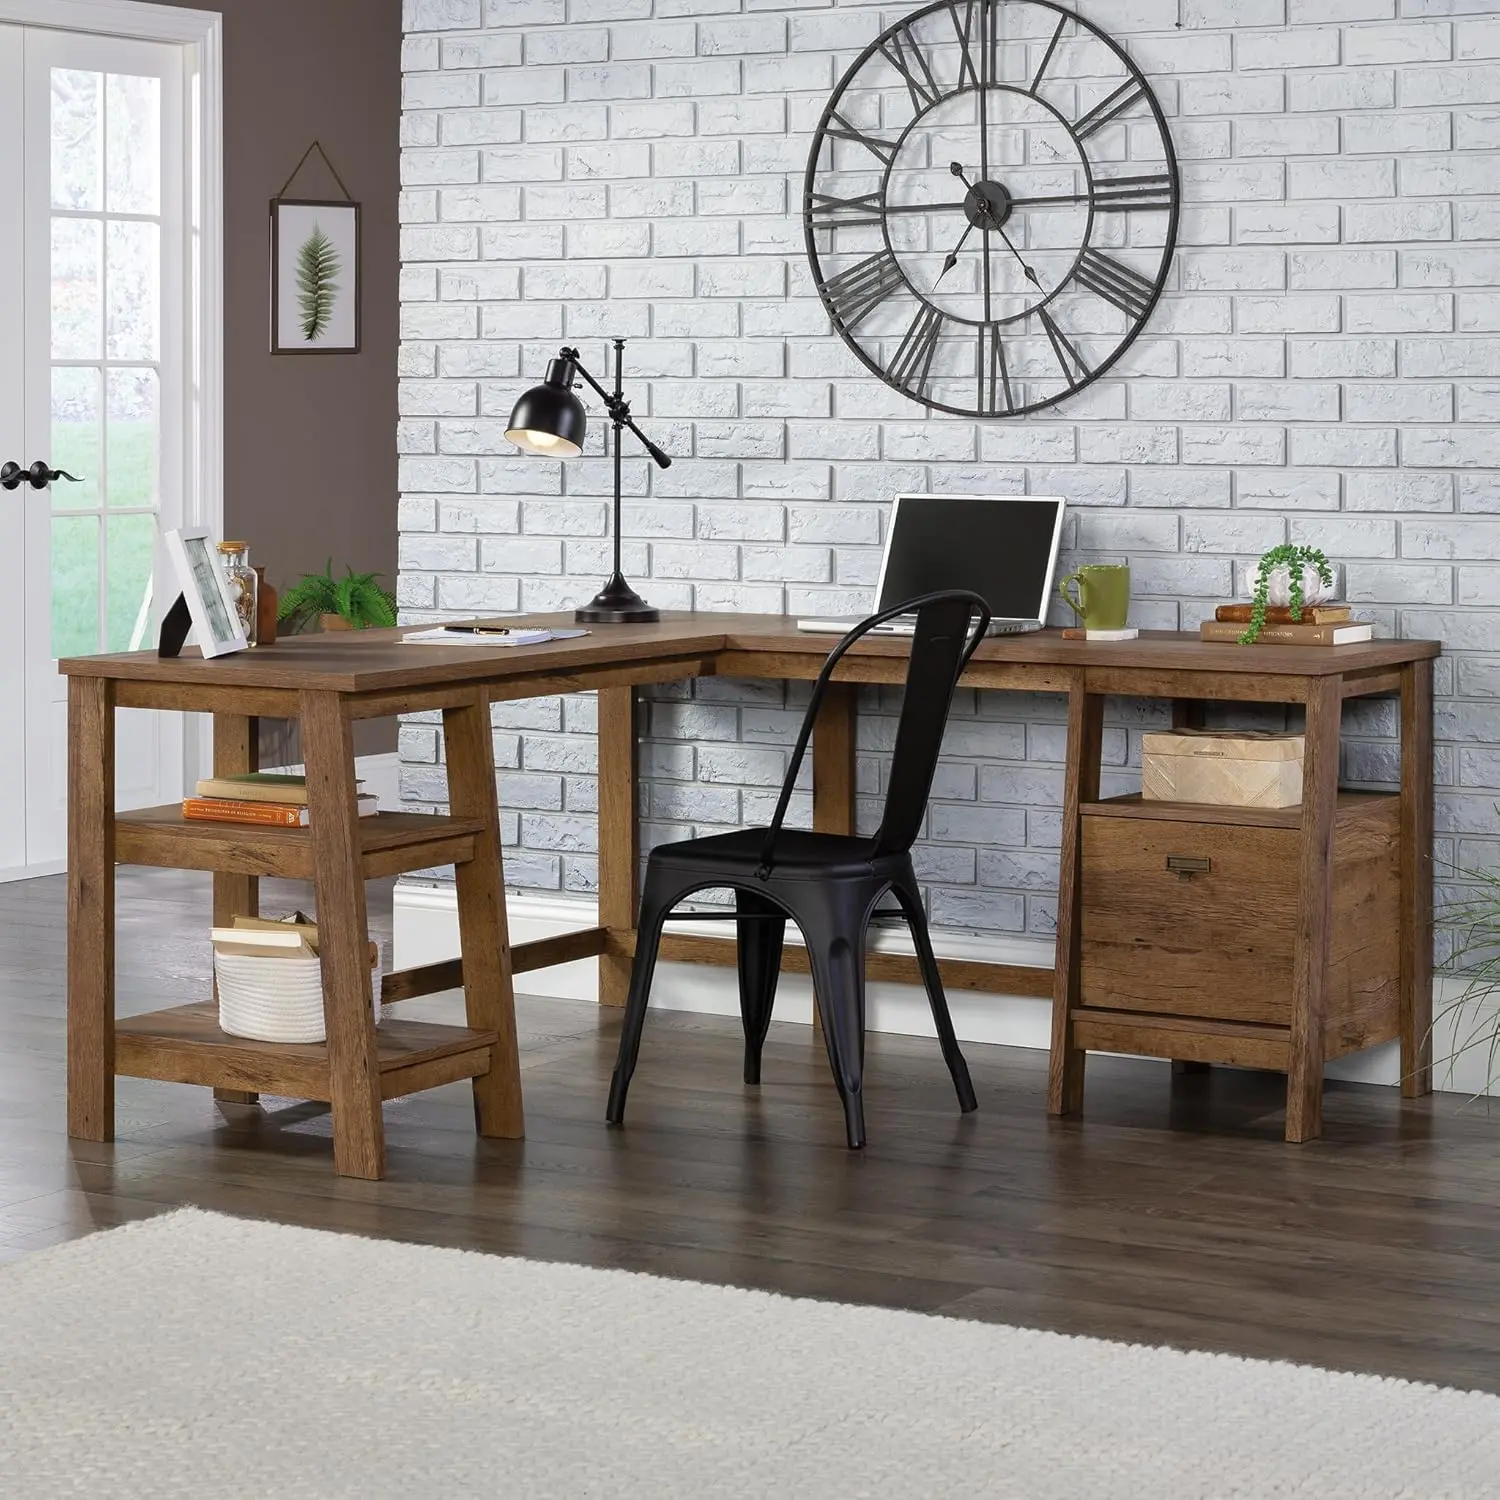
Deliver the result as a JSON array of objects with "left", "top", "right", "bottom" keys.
[{"left": 397, "top": 0, "right": 1499, "bottom": 955}]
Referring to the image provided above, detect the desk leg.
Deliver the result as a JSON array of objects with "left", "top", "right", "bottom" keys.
[
  {"left": 212, "top": 712, "right": 260, "bottom": 1106},
  {"left": 301, "top": 690, "right": 385, "bottom": 1180},
  {"left": 1049, "top": 676, "right": 1102, "bottom": 1116},
  {"left": 598, "top": 686, "right": 638, "bottom": 1009},
  {"left": 1399, "top": 658, "right": 1434, "bottom": 1098},
  {"left": 443, "top": 692, "right": 524, "bottom": 1138},
  {"left": 67, "top": 675, "right": 116, "bottom": 1142},
  {"left": 1287, "top": 678, "right": 1342, "bottom": 1143}
]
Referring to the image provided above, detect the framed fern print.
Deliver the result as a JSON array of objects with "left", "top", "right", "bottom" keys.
[{"left": 270, "top": 198, "right": 361, "bottom": 354}]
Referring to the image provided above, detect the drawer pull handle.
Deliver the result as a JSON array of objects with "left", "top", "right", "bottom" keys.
[{"left": 1166, "top": 854, "right": 1212, "bottom": 880}]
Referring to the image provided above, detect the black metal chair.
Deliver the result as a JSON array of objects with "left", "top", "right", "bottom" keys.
[{"left": 605, "top": 589, "right": 993, "bottom": 1149}]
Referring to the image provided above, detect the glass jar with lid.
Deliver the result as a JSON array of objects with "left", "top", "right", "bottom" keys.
[{"left": 217, "top": 541, "right": 258, "bottom": 646}]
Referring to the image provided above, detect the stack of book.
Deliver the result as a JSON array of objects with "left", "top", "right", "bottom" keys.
[
  {"left": 183, "top": 771, "right": 378, "bottom": 827},
  {"left": 1199, "top": 604, "right": 1372, "bottom": 647},
  {"left": 209, "top": 913, "right": 379, "bottom": 969}
]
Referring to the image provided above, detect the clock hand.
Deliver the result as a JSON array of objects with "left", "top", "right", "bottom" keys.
[
  {"left": 934, "top": 221, "right": 977, "bottom": 285},
  {"left": 994, "top": 222, "right": 1042, "bottom": 290}
]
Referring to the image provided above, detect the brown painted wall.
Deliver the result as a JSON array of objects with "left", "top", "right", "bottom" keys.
[{"left": 158, "top": 0, "right": 401, "bottom": 754}]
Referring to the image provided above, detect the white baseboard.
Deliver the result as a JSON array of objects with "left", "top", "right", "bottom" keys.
[{"left": 393, "top": 882, "right": 1495, "bottom": 1097}]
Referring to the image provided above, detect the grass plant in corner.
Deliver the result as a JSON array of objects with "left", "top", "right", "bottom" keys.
[
  {"left": 278, "top": 560, "right": 397, "bottom": 633},
  {"left": 1239, "top": 544, "right": 1335, "bottom": 645}
]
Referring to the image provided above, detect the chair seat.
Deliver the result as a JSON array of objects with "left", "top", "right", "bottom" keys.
[{"left": 650, "top": 827, "right": 890, "bottom": 881}]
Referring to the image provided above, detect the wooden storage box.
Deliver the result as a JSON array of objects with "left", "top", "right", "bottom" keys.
[
  {"left": 1142, "top": 729, "right": 1303, "bottom": 810},
  {"left": 1076, "top": 793, "right": 1401, "bottom": 1062}
]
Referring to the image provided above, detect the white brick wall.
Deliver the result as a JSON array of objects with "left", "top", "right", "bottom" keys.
[{"left": 400, "top": 0, "right": 1500, "bottom": 949}]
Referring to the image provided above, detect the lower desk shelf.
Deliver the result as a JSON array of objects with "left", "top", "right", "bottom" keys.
[
  {"left": 115, "top": 806, "right": 486, "bottom": 881},
  {"left": 115, "top": 1002, "right": 497, "bottom": 1102}
]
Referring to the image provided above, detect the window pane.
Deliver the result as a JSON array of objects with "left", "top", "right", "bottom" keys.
[
  {"left": 105, "top": 220, "right": 158, "bottom": 360},
  {"left": 106, "top": 512, "right": 155, "bottom": 652},
  {"left": 105, "top": 369, "right": 158, "bottom": 510},
  {"left": 51, "top": 218, "right": 102, "bottom": 360},
  {"left": 51, "top": 69, "right": 102, "bottom": 211},
  {"left": 51, "top": 367, "right": 101, "bottom": 510},
  {"left": 105, "top": 73, "right": 160, "bottom": 215},
  {"left": 52, "top": 514, "right": 99, "bottom": 659}
]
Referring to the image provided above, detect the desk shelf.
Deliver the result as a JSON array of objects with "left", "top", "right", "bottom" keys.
[
  {"left": 1084, "top": 790, "right": 1400, "bottom": 828},
  {"left": 115, "top": 806, "right": 486, "bottom": 880},
  {"left": 115, "top": 1002, "right": 498, "bottom": 1102}
]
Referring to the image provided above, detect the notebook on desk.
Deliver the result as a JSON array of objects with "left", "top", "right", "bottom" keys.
[{"left": 795, "top": 493, "right": 1067, "bottom": 638}]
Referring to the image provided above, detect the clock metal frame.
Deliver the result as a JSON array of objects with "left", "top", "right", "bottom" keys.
[{"left": 803, "top": 0, "right": 1181, "bottom": 419}]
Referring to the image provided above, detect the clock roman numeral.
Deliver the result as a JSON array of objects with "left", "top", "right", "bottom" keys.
[
  {"left": 878, "top": 24, "right": 943, "bottom": 114},
  {"left": 1074, "top": 248, "right": 1157, "bottom": 319},
  {"left": 948, "top": 0, "right": 980, "bottom": 91},
  {"left": 1038, "top": 308, "right": 1091, "bottom": 390},
  {"left": 1091, "top": 172, "right": 1176, "bottom": 212},
  {"left": 807, "top": 190, "right": 884, "bottom": 230},
  {"left": 1072, "top": 79, "right": 1146, "bottom": 140},
  {"left": 821, "top": 251, "right": 906, "bottom": 331},
  {"left": 977, "top": 325, "right": 1012, "bottom": 416},
  {"left": 890, "top": 305, "right": 943, "bottom": 395},
  {"left": 1030, "top": 15, "right": 1067, "bottom": 94},
  {"left": 825, "top": 108, "right": 901, "bottom": 166}
]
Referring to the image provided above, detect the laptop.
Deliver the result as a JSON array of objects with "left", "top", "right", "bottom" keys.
[{"left": 796, "top": 494, "right": 1067, "bottom": 637}]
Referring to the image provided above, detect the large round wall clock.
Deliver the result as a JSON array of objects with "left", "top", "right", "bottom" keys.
[{"left": 803, "top": 0, "right": 1179, "bottom": 418}]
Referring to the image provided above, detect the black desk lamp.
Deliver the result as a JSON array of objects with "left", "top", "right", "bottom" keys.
[{"left": 506, "top": 338, "right": 669, "bottom": 624}]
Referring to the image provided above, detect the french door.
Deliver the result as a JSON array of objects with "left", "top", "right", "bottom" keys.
[{"left": 0, "top": 22, "right": 189, "bottom": 875}]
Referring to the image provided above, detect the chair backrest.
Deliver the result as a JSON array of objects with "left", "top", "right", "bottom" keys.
[{"left": 757, "top": 590, "right": 992, "bottom": 876}]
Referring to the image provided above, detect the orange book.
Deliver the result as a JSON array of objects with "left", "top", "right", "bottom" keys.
[
  {"left": 183, "top": 797, "right": 305, "bottom": 827},
  {"left": 182, "top": 795, "right": 378, "bottom": 827}
]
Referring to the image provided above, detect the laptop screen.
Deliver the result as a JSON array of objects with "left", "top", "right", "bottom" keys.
[{"left": 876, "top": 495, "right": 1065, "bottom": 622}]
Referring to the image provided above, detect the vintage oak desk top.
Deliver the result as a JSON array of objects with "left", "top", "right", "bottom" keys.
[{"left": 61, "top": 616, "right": 1439, "bottom": 1177}]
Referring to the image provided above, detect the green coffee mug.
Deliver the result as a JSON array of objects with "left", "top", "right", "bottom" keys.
[{"left": 1058, "top": 564, "right": 1131, "bottom": 631}]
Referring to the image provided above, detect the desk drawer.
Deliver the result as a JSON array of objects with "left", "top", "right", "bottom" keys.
[{"left": 1079, "top": 818, "right": 1299, "bottom": 1026}]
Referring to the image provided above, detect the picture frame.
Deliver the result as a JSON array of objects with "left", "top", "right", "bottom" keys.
[
  {"left": 163, "top": 527, "right": 248, "bottom": 659},
  {"left": 270, "top": 198, "right": 361, "bottom": 355}
]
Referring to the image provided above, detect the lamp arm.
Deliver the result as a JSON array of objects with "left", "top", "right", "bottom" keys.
[{"left": 557, "top": 346, "right": 672, "bottom": 469}]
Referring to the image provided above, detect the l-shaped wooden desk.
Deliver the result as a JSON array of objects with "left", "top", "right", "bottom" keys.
[{"left": 62, "top": 615, "right": 1438, "bottom": 1178}]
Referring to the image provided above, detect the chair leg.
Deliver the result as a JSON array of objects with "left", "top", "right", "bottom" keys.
[
  {"left": 735, "top": 888, "right": 785, "bottom": 1086},
  {"left": 802, "top": 912, "right": 869, "bottom": 1149},
  {"left": 894, "top": 880, "right": 977, "bottom": 1114},
  {"left": 605, "top": 871, "right": 675, "bottom": 1126}
]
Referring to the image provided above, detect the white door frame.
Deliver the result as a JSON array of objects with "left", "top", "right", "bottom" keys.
[{"left": 1, "top": 0, "right": 222, "bottom": 857}]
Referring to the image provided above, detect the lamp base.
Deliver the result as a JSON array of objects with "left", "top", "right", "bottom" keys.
[{"left": 575, "top": 572, "right": 659, "bottom": 625}]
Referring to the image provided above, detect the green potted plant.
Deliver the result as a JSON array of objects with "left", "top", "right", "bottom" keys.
[
  {"left": 278, "top": 561, "right": 397, "bottom": 634},
  {"left": 1435, "top": 870, "right": 1500, "bottom": 1097},
  {"left": 1238, "top": 544, "right": 1336, "bottom": 645}
]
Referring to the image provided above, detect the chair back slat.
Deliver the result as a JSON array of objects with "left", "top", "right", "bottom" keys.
[
  {"left": 756, "top": 590, "right": 991, "bottom": 877},
  {"left": 871, "top": 594, "right": 987, "bottom": 857}
]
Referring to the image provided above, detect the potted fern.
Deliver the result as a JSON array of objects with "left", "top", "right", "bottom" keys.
[
  {"left": 1238, "top": 544, "right": 1337, "bottom": 645},
  {"left": 278, "top": 561, "right": 397, "bottom": 634}
]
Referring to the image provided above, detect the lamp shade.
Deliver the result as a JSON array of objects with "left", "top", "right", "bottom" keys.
[{"left": 506, "top": 358, "right": 586, "bottom": 458}]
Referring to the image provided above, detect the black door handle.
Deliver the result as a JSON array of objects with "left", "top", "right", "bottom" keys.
[{"left": 0, "top": 460, "right": 83, "bottom": 491}]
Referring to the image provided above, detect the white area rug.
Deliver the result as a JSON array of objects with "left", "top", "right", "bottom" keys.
[{"left": 1, "top": 1209, "right": 1495, "bottom": 1498}]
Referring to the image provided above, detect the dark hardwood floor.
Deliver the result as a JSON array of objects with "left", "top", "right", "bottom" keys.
[{"left": 4, "top": 868, "right": 1500, "bottom": 1393}]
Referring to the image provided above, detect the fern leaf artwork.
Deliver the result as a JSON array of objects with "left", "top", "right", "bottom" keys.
[{"left": 295, "top": 223, "right": 340, "bottom": 342}]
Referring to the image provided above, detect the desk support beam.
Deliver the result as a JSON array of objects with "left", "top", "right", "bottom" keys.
[
  {"left": 211, "top": 712, "right": 260, "bottom": 1107},
  {"left": 443, "top": 692, "right": 525, "bottom": 1139},
  {"left": 1048, "top": 674, "right": 1103, "bottom": 1116},
  {"left": 598, "top": 686, "right": 639, "bottom": 1008},
  {"left": 1399, "top": 658, "right": 1434, "bottom": 1099},
  {"left": 1286, "top": 677, "right": 1342, "bottom": 1142},
  {"left": 66, "top": 675, "right": 116, "bottom": 1142},
  {"left": 301, "top": 690, "right": 386, "bottom": 1179}
]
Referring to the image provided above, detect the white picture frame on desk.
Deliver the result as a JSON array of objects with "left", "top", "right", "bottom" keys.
[{"left": 163, "top": 527, "right": 248, "bottom": 658}]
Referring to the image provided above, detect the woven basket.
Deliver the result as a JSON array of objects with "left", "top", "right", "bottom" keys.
[{"left": 215, "top": 950, "right": 381, "bottom": 1044}]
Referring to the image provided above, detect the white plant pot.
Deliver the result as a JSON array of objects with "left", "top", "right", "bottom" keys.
[{"left": 1243, "top": 560, "right": 1339, "bottom": 608}]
